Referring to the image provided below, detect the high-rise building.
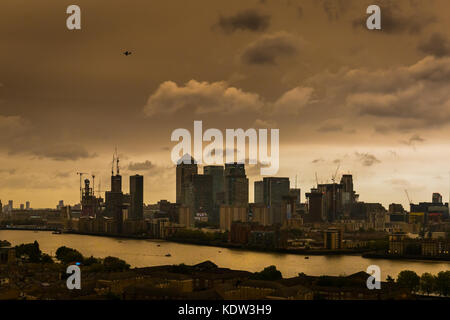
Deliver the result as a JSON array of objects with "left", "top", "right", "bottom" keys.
[
  {"left": 305, "top": 188, "right": 324, "bottom": 223},
  {"left": 203, "top": 165, "right": 224, "bottom": 204},
  {"left": 204, "top": 165, "right": 224, "bottom": 224},
  {"left": 20, "top": 204, "right": 24, "bottom": 210},
  {"left": 340, "top": 175, "right": 357, "bottom": 217},
  {"left": 432, "top": 193, "right": 443, "bottom": 204},
  {"left": 254, "top": 181, "right": 264, "bottom": 204},
  {"left": 176, "top": 154, "right": 198, "bottom": 204},
  {"left": 184, "top": 174, "right": 213, "bottom": 220},
  {"left": 318, "top": 183, "right": 344, "bottom": 222},
  {"left": 130, "top": 175, "right": 144, "bottom": 220},
  {"left": 259, "top": 177, "right": 290, "bottom": 225},
  {"left": 25, "top": 201, "right": 30, "bottom": 210},
  {"left": 224, "top": 163, "right": 248, "bottom": 207}
]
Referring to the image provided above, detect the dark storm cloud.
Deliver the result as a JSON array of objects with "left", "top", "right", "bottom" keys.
[
  {"left": 343, "top": 56, "right": 450, "bottom": 129},
  {"left": 297, "top": 6, "right": 304, "bottom": 18},
  {"left": 31, "top": 145, "right": 97, "bottom": 161},
  {"left": 216, "top": 9, "right": 270, "bottom": 34},
  {"left": 317, "top": 124, "right": 343, "bottom": 132},
  {"left": 355, "top": 152, "right": 381, "bottom": 166},
  {"left": 128, "top": 160, "right": 155, "bottom": 171},
  {"left": 320, "top": 0, "right": 351, "bottom": 21},
  {"left": 0, "top": 114, "right": 97, "bottom": 161},
  {"left": 240, "top": 32, "right": 301, "bottom": 65},
  {"left": 418, "top": 33, "right": 450, "bottom": 57}
]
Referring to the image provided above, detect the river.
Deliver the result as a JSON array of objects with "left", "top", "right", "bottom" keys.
[{"left": 1, "top": 230, "right": 448, "bottom": 278}]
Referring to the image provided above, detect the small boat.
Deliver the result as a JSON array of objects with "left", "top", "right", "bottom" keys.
[
  {"left": 165, "top": 253, "right": 171, "bottom": 257},
  {"left": 218, "top": 251, "right": 221, "bottom": 253},
  {"left": 157, "top": 244, "right": 161, "bottom": 247},
  {"left": 304, "top": 256, "right": 309, "bottom": 259},
  {"left": 52, "top": 230, "right": 62, "bottom": 234}
]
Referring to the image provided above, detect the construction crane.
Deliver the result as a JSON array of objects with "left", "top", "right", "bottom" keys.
[
  {"left": 404, "top": 189, "right": 412, "bottom": 204},
  {"left": 76, "top": 172, "right": 87, "bottom": 202},
  {"left": 331, "top": 164, "right": 340, "bottom": 183}
]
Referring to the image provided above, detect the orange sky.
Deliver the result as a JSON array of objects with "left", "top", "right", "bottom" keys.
[{"left": 0, "top": 0, "right": 449, "bottom": 209}]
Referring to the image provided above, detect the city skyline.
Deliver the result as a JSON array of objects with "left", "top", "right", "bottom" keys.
[
  {"left": 1, "top": 0, "right": 450, "bottom": 208},
  {"left": 1, "top": 152, "right": 449, "bottom": 211}
]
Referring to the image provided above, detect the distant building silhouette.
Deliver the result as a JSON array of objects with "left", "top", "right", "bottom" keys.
[
  {"left": 130, "top": 175, "right": 144, "bottom": 220},
  {"left": 224, "top": 163, "right": 248, "bottom": 207},
  {"left": 176, "top": 154, "right": 198, "bottom": 205}
]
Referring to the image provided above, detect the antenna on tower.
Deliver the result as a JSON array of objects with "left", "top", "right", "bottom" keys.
[
  {"left": 92, "top": 174, "right": 95, "bottom": 196},
  {"left": 115, "top": 148, "right": 120, "bottom": 175},
  {"left": 295, "top": 174, "right": 298, "bottom": 189},
  {"left": 111, "top": 153, "right": 115, "bottom": 176}
]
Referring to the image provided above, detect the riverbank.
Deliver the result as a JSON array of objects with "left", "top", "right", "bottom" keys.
[
  {"left": 363, "top": 252, "right": 450, "bottom": 262},
  {"left": 63, "top": 230, "right": 370, "bottom": 256}
]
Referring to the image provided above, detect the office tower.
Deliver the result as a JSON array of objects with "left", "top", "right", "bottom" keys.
[
  {"left": 305, "top": 188, "right": 324, "bottom": 223},
  {"left": 432, "top": 193, "right": 443, "bottom": 204},
  {"left": 224, "top": 162, "right": 249, "bottom": 206},
  {"left": 318, "top": 183, "right": 344, "bottom": 222},
  {"left": 176, "top": 154, "right": 198, "bottom": 204},
  {"left": 105, "top": 156, "right": 125, "bottom": 233},
  {"left": 185, "top": 174, "right": 213, "bottom": 220},
  {"left": 254, "top": 181, "right": 264, "bottom": 204},
  {"left": 204, "top": 165, "right": 224, "bottom": 224},
  {"left": 340, "top": 174, "right": 356, "bottom": 217},
  {"left": 262, "top": 177, "right": 290, "bottom": 225},
  {"left": 203, "top": 165, "right": 224, "bottom": 204},
  {"left": 20, "top": 204, "right": 24, "bottom": 210},
  {"left": 26, "top": 201, "right": 30, "bottom": 210},
  {"left": 130, "top": 175, "right": 144, "bottom": 220}
]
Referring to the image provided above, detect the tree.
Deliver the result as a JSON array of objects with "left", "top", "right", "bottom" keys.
[
  {"left": 397, "top": 270, "right": 420, "bottom": 292},
  {"left": 435, "top": 271, "right": 450, "bottom": 297},
  {"left": 103, "top": 256, "right": 130, "bottom": 272},
  {"left": 41, "top": 253, "right": 54, "bottom": 264},
  {"left": 250, "top": 265, "right": 282, "bottom": 281},
  {"left": 14, "top": 241, "right": 42, "bottom": 263},
  {"left": 420, "top": 273, "right": 436, "bottom": 295},
  {"left": 84, "top": 256, "right": 100, "bottom": 266},
  {"left": 386, "top": 275, "right": 395, "bottom": 283},
  {"left": 55, "top": 246, "right": 84, "bottom": 264}
]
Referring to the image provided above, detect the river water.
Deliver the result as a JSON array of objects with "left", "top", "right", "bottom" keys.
[{"left": 1, "top": 230, "right": 448, "bottom": 278}]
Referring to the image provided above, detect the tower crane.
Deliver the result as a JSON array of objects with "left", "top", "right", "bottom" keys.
[
  {"left": 404, "top": 189, "right": 412, "bottom": 205},
  {"left": 76, "top": 172, "right": 87, "bottom": 202},
  {"left": 332, "top": 164, "right": 340, "bottom": 183}
]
